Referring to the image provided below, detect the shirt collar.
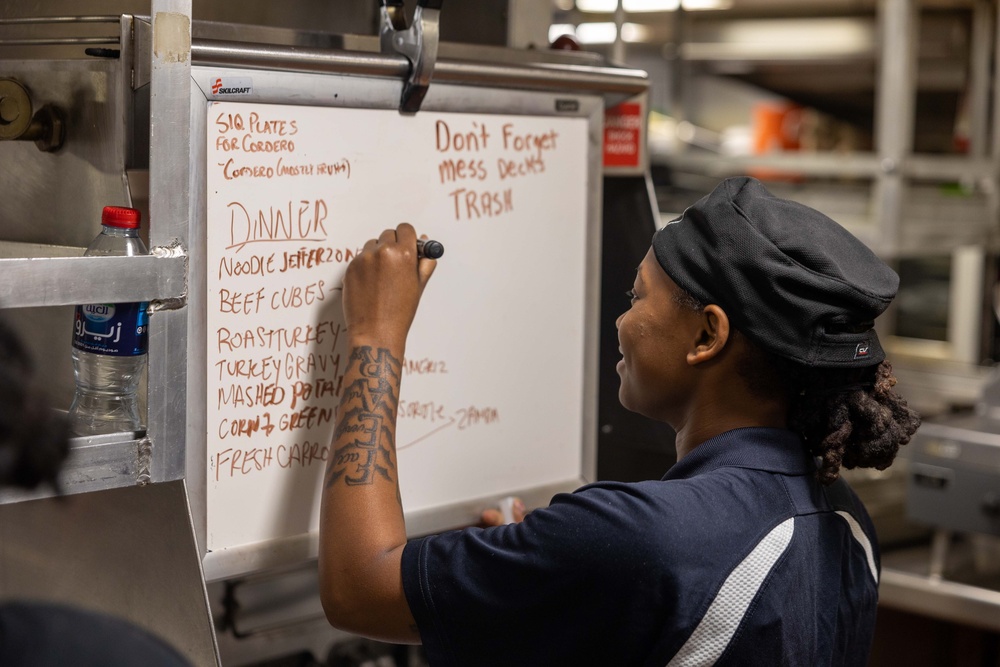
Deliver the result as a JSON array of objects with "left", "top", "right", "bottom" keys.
[{"left": 662, "top": 427, "right": 815, "bottom": 481}]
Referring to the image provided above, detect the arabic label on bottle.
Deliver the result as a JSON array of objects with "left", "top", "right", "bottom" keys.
[{"left": 72, "top": 302, "right": 149, "bottom": 356}]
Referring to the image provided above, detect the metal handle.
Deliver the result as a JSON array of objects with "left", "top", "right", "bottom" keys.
[{"left": 378, "top": 0, "right": 443, "bottom": 113}]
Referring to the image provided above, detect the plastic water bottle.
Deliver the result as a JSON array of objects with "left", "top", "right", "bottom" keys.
[{"left": 69, "top": 206, "right": 150, "bottom": 436}]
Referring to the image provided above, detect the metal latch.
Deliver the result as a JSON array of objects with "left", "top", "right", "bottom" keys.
[
  {"left": 0, "top": 78, "right": 65, "bottom": 152},
  {"left": 378, "top": 0, "right": 443, "bottom": 113}
]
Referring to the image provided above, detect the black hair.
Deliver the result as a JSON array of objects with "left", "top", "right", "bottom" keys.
[
  {"left": 672, "top": 290, "right": 921, "bottom": 484},
  {"left": 0, "top": 314, "right": 70, "bottom": 490},
  {"left": 788, "top": 361, "right": 920, "bottom": 484}
]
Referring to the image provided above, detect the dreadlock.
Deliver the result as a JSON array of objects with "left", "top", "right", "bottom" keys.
[
  {"left": 0, "top": 314, "right": 69, "bottom": 491},
  {"left": 672, "top": 289, "right": 921, "bottom": 484},
  {"left": 787, "top": 361, "right": 920, "bottom": 485}
]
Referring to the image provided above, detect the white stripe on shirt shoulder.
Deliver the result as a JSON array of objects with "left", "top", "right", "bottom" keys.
[
  {"left": 667, "top": 518, "right": 795, "bottom": 667},
  {"left": 835, "top": 510, "right": 879, "bottom": 585}
]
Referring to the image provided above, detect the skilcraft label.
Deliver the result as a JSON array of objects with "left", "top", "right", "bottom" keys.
[{"left": 211, "top": 76, "right": 253, "bottom": 96}]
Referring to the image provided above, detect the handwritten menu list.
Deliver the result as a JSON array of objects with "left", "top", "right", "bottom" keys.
[{"left": 206, "top": 101, "right": 590, "bottom": 554}]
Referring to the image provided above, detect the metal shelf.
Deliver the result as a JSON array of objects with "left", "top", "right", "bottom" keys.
[
  {"left": 659, "top": 0, "right": 1000, "bottom": 259},
  {"left": 653, "top": 150, "right": 882, "bottom": 180},
  {"left": 0, "top": 253, "right": 186, "bottom": 308},
  {"left": 653, "top": 151, "right": 996, "bottom": 185},
  {"left": 0, "top": 430, "right": 149, "bottom": 505}
]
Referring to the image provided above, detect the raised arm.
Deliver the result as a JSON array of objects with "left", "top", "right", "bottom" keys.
[{"left": 318, "top": 223, "right": 435, "bottom": 643}]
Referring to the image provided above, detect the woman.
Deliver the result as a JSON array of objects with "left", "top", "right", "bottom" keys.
[{"left": 318, "top": 176, "right": 920, "bottom": 666}]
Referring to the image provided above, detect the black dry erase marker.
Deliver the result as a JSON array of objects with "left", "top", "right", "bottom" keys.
[{"left": 416, "top": 239, "right": 445, "bottom": 259}]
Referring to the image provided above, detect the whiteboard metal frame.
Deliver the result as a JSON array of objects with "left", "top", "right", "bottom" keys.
[{"left": 188, "top": 65, "right": 613, "bottom": 582}]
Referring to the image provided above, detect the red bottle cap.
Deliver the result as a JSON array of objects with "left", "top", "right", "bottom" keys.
[
  {"left": 102, "top": 205, "right": 141, "bottom": 229},
  {"left": 550, "top": 34, "right": 582, "bottom": 51}
]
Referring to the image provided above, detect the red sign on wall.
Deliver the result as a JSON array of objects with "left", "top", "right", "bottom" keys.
[{"left": 603, "top": 102, "right": 642, "bottom": 168}]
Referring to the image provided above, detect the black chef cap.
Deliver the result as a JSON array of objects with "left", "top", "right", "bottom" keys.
[{"left": 652, "top": 177, "right": 898, "bottom": 368}]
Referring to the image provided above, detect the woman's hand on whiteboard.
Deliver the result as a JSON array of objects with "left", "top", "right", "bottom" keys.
[
  {"left": 479, "top": 497, "right": 527, "bottom": 527},
  {"left": 342, "top": 223, "right": 437, "bottom": 349}
]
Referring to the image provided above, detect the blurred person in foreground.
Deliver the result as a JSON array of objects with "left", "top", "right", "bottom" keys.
[{"left": 0, "top": 314, "right": 190, "bottom": 666}]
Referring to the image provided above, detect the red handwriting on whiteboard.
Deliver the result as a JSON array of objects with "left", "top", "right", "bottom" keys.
[
  {"left": 216, "top": 320, "right": 343, "bottom": 354},
  {"left": 278, "top": 406, "right": 335, "bottom": 433},
  {"left": 217, "top": 280, "right": 331, "bottom": 315},
  {"left": 216, "top": 247, "right": 361, "bottom": 279},
  {"left": 215, "top": 111, "right": 298, "bottom": 137},
  {"left": 219, "top": 252, "right": 276, "bottom": 279},
  {"left": 457, "top": 406, "right": 500, "bottom": 430},
  {"left": 435, "top": 119, "right": 491, "bottom": 152},
  {"left": 438, "top": 158, "right": 489, "bottom": 184},
  {"left": 217, "top": 382, "right": 286, "bottom": 410},
  {"left": 500, "top": 123, "right": 558, "bottom": 159},
  {"left": 216, "top": 136, "right": 295, "bottom": 154},
  {"left": 282, "top": 351, "right": 343, "bottom": 381},
  {"left": 497, "top": 155, "right": 545, "bottom": 180},
  {"left": 432, "top": 119, "right": 561, "bottom": 219},
  {"left": 217, "top": 157, "right": 351, "bottom": 181},
  {"left": 436, "top": 120, "right": 491, "bottom": 184},
  {"left": 396, "top": 403, "right": 500, "bottom": 451},
  {"left": 215, "top": 378, "right": 345, "bottom": 411},
  {"left": 219, "top": 413, "right": 275, "bottom": 440},
  {"left": 289, "top": 377, "right": 341, "bottom": 409},
  {"left": 447, "top": 188, "right": 513, "bottom": 221},
  {"left": 214, "top": 355, "right": 283, "bottom": 382},
  {"left": 398, "top": 400, "right": 448, "bottom": 421},
  {"left": 226, "top": 200, "right": 329, "bottom": 253},
  {"left": 213, "top": 441, "right": 330, "bottom": 480},
  {"left": 402, "top": 358, "right": 448, "bottom": 375},
  {"left": 279, "top": 246, "right": 361, "bottom": 272},
  {"left": 276, "top": 441, "right": 328, "bottom": 469},
  {"left": 215, "top": 407, "right": 335, "bottom": 441},
  {"left": 214, "top": 446, "right": 273, "bottom": 480}
]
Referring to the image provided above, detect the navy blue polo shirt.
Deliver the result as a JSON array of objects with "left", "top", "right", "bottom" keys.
[{"left": 401, "top": 427, "right": 880, "bottom": 666}]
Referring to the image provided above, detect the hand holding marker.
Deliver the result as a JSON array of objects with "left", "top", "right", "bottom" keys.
[{"left": 417, "top": 239, "right": 445, "bottom": 260}]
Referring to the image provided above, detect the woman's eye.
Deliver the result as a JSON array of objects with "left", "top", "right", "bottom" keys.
[{"left": 626, "top": 289, "right": 636, "bottom": 301}]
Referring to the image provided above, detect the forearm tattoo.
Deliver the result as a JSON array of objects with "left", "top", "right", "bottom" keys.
[{"left": 325, "top": 346, "right": 401, "bottom": 490}]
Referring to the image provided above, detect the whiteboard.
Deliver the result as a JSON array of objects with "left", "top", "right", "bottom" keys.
[{"left": 205, "top": 100, "right": 592, "bottom": 555}]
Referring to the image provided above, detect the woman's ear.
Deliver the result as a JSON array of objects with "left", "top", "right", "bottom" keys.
[{"left": 687, "top": 305, "right": 731, "bottom": 365}]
